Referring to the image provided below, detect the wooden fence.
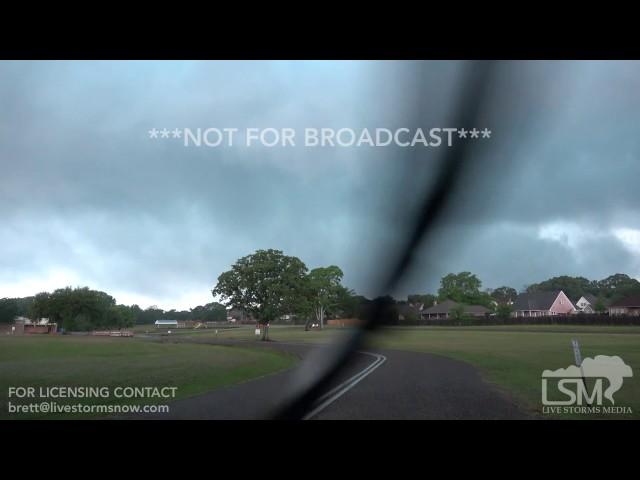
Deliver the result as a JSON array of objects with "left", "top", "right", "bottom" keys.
[{"left": 397, "top": 314, "right": 640, "bottom": 327}]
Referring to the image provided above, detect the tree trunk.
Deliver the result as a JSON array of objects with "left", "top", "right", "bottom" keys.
[
  {"left": 315, "top": 305, "right": 324, "bottom": 330},
  {"left": 261, "top": 324, "right": 269, "bottom": 341}
]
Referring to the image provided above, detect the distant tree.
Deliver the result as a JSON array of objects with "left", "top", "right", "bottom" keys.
[
  {"left": 108, "top": 304, "right": 135, "bottom": 329},
  {"left": 526, "top": 276, "right": 593, "bottom": 302},
  {"left": 525, "top": 273, "right": 640, "bottom": 303},
  {"left": 449, "top": 303, "right": 467, "bottom": 322},
  {"left": 439, "top": 272, "right": 482, "bottom": 303},
  {"left": 475, "top": 291, "right": 495, "bottom": 308},
  {"left": 594, "top": 298, "right": 608, "bottom": 314},
  {"left": 334, "top": 287, "right": 359, "bottom": 318},
  {"left": 212, "top": 249, "right": 308, "bottom": 340},
  {"left": 597, "top": 273, "right": 638, "bottom": 292},
  {"left": 596, "top": 274, "right": 640, "bottom": 302},
  {"left": 495, "top": 303, "right": 513, "bottom": 320},
  {"left": 438, "top": 272, "right": 491, "bottom": 306},
  {"left": 28, "top": 287, "right": 122, "bottom": 331},
  {"left": 190, "top": 302, "right": 227, "bottom": 322},
  {"left": 490, "top": 286, "right": 517, "bottom": 305},
  {"left": 14, "top": 297, "right": 34, "bottom": 317},
  {"left": 30, "top": 292, "right": 52, "bottom": 320},
  {"left": 164, "top": 309, "right": 191, "bottom": 321},
  {"left": 0, "top": 298, "right": 18, "bottom": 323},
  {"left": 407, "top": 294, "right": 436, "bottom": 308},
  {"left": 306, "top": 266, "right": 345, "bottom": 330},
  {"left": 399, "top": 305, "right": 419, "bottom": 323},
  {"left": 142, "top": 306, "right": 165, "bottom": 324},
  {"left": 129, "top": 304, "right": 143, "bottom": 324}
]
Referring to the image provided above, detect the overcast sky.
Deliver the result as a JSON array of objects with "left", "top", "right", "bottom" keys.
[{"left": 1, "top": 60, "right": 639, "bottom": 309}]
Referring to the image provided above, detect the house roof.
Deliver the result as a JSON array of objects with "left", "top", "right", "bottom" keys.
[
  {"left": 575, "top": 294, "right": 598, "bottom": 305},
  {"left": 154, "top": 319, "right": 178, "bottom": 324},
  {"left": 421, "top": 299, "right": 490, "bottom": 315},
  {"left": 584, "top": 294, "right": 598, "bottom": 305},
  {"left": 512, "top": 291, "right": 561, "bottom": 311},
  {"left": 398, "top": 303, "right": 421, "bottom": 316},
  {"left": 608, "top": 295, "right": 640, "bottom": 308}
]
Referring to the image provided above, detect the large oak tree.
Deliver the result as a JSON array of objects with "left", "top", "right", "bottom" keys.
[{"left": 212, "top": 249, "right": 308, "bottom": 340}]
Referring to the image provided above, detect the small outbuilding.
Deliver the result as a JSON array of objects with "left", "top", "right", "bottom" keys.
[
  {"left": 13, "top": 317, "right": 58, "bottom": 335},
  {"left": 154, "top": 320, "right": 178, "bottom": 329}
]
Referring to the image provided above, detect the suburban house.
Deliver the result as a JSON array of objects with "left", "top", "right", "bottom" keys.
[
  {"left": 574, "top": 294, "right": 599, "bottom": 314},
  {"left": 511, "top": 290, "right": 575, "bottom": 317},
  {"left": 420, "top": 299, "right": 490, "bottom": 320},
  {"left": 608, "top": 295, "right": 640, "bottom": 316}
]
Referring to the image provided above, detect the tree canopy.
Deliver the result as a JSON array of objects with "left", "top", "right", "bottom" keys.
[
  {"left": 526, "top": 273, "right": 640, "bottom": 302},
  {"left": 407, "top": 294, "right": 436, "bottom": 308},
  {"left": 437, "top": 272, "right": 492, "bottom": 307},
  {"left": 27, "top": 287, "right": 133, "bottom": 331},
  {"left": 490, "top": 286, "right": 518, "bottom": 305},
  {"left": 305, "top": 266, "right": 346, "bottom": 330},
  {"left": 212, "top": 249, "right": 309, "bottom": 339},
  {"left": 0, "top": 298, "right": 19, "bottom": 323}
]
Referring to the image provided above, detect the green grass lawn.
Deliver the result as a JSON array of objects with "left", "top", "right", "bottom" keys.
[
  {"left": 0, "top": 335, "right": 297, "bottom": 419},
  {"left": 128, "top": 324, "right": 342, "bottom": 342},
  {"left": 181, "top": 324, "right": 344, "bottom": 342},
  {"left": 4, "top": 325, "right": 638, "bottom": 420},
  {"left": 368, "top": 326, "right": 640, "bottom": 419},
  {"left": 181, "top": 324, "right": 640, "bottom": 419},
  {"left": 131, "top": 324, "right": 242, "bottom": 335}
]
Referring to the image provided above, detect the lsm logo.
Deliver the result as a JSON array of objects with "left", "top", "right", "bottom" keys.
[{"left": 542, "top": 349, "right": 633, "bottom": 415}]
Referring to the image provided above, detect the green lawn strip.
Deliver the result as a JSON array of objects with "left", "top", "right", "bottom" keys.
[
  {"left": 173, "top": 325, "right": 343, "bottom": 343},
  {"left": 369, "top": 327, "right": 640, "bottom": 419},
  {"left": 0, "top": 335, "right": 297, "bottom": 420}
]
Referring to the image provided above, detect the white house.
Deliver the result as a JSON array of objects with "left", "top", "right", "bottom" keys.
[{"left": 574, "top": 294, "right": 598, "bottom": 313}]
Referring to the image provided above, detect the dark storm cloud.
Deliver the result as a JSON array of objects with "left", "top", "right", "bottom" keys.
[{"left": 1, "top": 61, "right": 639, "bottom": 307}]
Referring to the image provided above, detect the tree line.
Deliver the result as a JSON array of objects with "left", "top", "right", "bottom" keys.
[
  {"left": 0, "top": 287, "right": 135, "bottom": 331},
  {"left": 401, "top": 272, "right": 640, "bottom": 321},
  {"left": 2, "top": 249, "right": 639, "bottom": 331},
  {"left": 0, "top": 288, "right": 228, "bottom": 330},
  {"left": 524, "top": 273, "right": 640, "bottom": 304}
]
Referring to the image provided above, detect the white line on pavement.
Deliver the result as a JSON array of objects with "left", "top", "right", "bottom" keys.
[{"left": 303, "top": 351, "right": 387, "bottom": 420}]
